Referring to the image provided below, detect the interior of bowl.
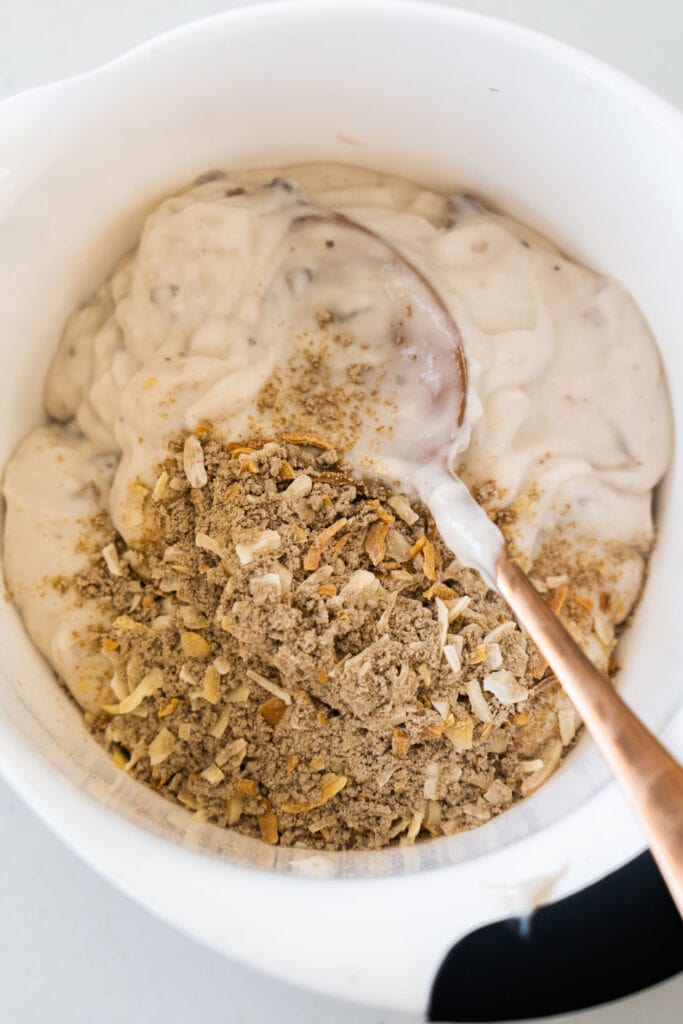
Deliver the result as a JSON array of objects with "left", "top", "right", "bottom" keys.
[{"left": 0, "top": 1, "right": 681, "bottom": 879}]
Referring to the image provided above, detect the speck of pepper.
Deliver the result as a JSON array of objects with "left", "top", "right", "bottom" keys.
[
  {"left": 521, "top": 239, "right": 530, "bottom": 249},
  {"left": 554, "top": 265, "right": 561, "bottom": 271},
  {"left": 248, "top": 336, "right": 257, "bottom": 347},
  {"left": 325, "top": 240, "right": 335, "bottom": 249}
]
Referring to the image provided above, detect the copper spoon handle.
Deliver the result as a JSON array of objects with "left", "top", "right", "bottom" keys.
[{"left": 496, "top": 549, "right": 683, "bottom": 915}]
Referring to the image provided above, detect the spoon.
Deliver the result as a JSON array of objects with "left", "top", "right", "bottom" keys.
[{"left": 288, "top": 208, "right": 683, "bottom": 913}]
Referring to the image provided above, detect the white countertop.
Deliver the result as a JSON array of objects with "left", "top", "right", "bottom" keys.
[{"left": 1, "top": 2, "right": 681, "bottom": 1022}]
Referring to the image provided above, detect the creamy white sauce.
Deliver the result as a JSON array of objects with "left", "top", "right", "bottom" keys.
[{"left": 2, "top": 163, "right": 672, "bottom": 708}]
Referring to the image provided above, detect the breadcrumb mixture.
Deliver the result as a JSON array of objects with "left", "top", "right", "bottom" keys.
[{"left": 74, "top": 433, "right": 608, "bottom": 850}]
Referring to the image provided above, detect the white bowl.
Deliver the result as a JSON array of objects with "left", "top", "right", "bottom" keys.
[{"left": 1, "top": 1, "right": 682, "bottom": 1012}]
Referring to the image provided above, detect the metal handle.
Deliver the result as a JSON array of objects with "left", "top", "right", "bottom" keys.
[{"left": 497, "top": 548, "right": 683, "bottom": 916}]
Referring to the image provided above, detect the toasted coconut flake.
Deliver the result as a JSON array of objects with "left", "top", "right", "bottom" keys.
[
  {"left": 462, "top": 799, "right": 492, "bottom": 822},
  {"left": 418, "top": 664, "right": 432, "bottom": 687},
  {"left": 152, "top": 469, "right": 169, "bottom": 502},
  {"left": 445, "top": 717, "right": 474, "bottom": 750},
  {"left": 181, "top": 631, "right": 212, "bottom": 660},
  {"left": 304, "top": 518, "right": 348, "bottom": 571},
  {"left": 201, "top": 763, "right": 225, "bottom": 786},
  {"left": 245, "top": 668, "right": 291, "bottom": 704},
  {"left": 235, "top": 529, "right": 282, "bottom": 565},
  {"left": 183, "top": 434, "right": 207, "bottom": 487},
  {"left": 101, "top": 542, "right": 123, "bottom": 577},
  {"left": 216, "top": 738, "right": 248, "bottom": 768},
  {"left": 109, "top": 671, "right": 128, "bottom": 701},
  {"left": 320, "top": 772, "right": 349, "bottom": 804},
  {"left": 195, "top": 532, "right": 226, "bottom": 560},
  {"left": 470, "top": 644, "right": 488, "bottom": 665},
  {"left": 336, "top": 570, "right": 381, "bottom": 606},
  {"left": 158, "top": 698, "right": 179, "bottom": 719},
  {"left": 248, "top": 572, "right": 282, "bottom": 599},
  {"left": 163, "top": 544, "right": 184, "bottom": 563},
  {"left": 466, "top": 678, "right": 493, "bottom": 723},
  {"left": 521, "top": 739, "right": 562, "bottom": 796},
  {"left": 122, "top": 739, "right": 146, "bottom": 771},
  {"left": 392, "top": 727, "right": 410, "bottom": 759},
  {"left": 281, "top": 773, "right": 348, "bottom": 813},
  {"left": 201, "top": 665, "right": 221, "bottom": 704},
  {"left": 402, "top": 804, "right": 426, "bottom": 845},
  {"left": 484, "top": 621, "right": 515, "bottom": 644},
  {"left": 422, "top": 539, "right": 436, "bottom": 580},
  {"left": 486, "top": 643, "right": 503, "bottom": 670},
  {"left": 546, "top": 574, "right": 569, "bottom": 588},
  {"left": 408, "top": 535, "right": 427, "bottom": 559},
  {"left": 151, "top": 613, "right": 172, "bottom": 631},
  {"left": 575, "top": 595, "right": 594, "bottom": 612},
  {"left": 447, "top": 595, "right": 471, "bottom": 622},
  {"left": 284, "top": 474, "right": 313, "bottom": 500},
  {"left": 317, "top": 583, "right": 337, "bottom": 598},
  {"left": 259, "top": 696, "right": 287, "bottom": 727},
  {"left": 300, "top": 565, "right": 333, "bottom": 592},
  {"left": 309, "top": 755, "right": 326, "bottom": 772},
  {"left": 258, "top": 798, "right": 279, "bottom": 844},
  {"left": 226, "top": 797, "right": 243, "bottom": 825},
  {"left": 180, "top": 606, "right": 209, "bottom": 629},
  {"left": 113, "top": 615, "right": 148, "bottom": 634},
  {"left": 434, "top": 597, "right": 449, "bottom": 651},
  {"left": 423, "top": 762, "right": 440, "bottom": 800},
  {"left": 111, "top": 744, "right": 128, "bottom": 769},
  {"left": 549, "top": 585, "right": 568, "bottom": 616},
  {"left": 149, "top": 727, "right": 175, "bottom": 766},
  {"left": 386, "top": 527, "right": 415, "bottom": 560},
  {"left": 593, "top": 612, "right": 613, "bottom": 646},
  {"left": 179, "top": 664, "right": 196, "bottom": 686},
  {"left": 377, "top": 590, "right": 399, "bottom": 633},
  {"left": 431, "top": 698, "right": 450, "bottom": 720},
  {"left": 443, "top": 640, "right": 463, "bottom": 676},
  {"left": 558, "top": 708, "right": 578, "bottom": 745},
  {"left": 424, "top": 799, "right": 442, "bottom": 836},
  {"left": 387, "top": 493, "right": 419, "bottom": 525},
  {"left": 209, "top": 708, "right": 230, "bottom": 739},
  {"left": 423, "top": 582, "right": 457, "bottom": 600},
  {"left": 281, "top": 430, "right": 334, "bottom": 449},
  {"left": 365, "top": 522, "right": 389, "bottom": 566},
  {"left": 125, "top": 481, "right": 149, "bottom": 531},
  {"left": 225, "top": 683, "right": 250, "bottom": 703},
  {"left": 272, "top": 562, "right": 293, "bottom": 592},
  {"left": 483, "top": 670, "right": 529, "bottom": 705},
  {"left": 102, "top": 667, "right": 164, "bottom": 715},
  {"left": 366, "top": 498, "right": 395, "bottom": 525}
]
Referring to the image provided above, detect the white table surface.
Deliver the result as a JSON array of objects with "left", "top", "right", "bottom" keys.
[{"left": 1, "top": 2, "right": 681, "bottom": 1022}]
